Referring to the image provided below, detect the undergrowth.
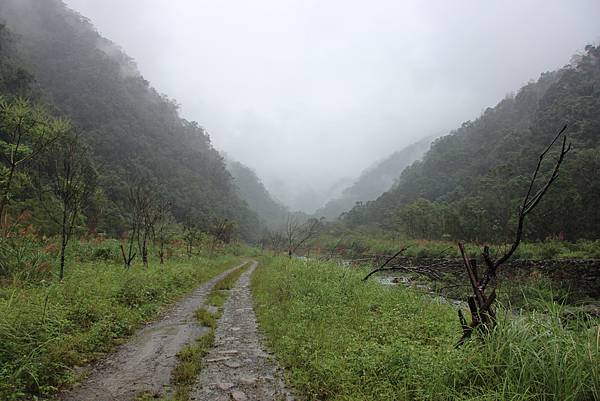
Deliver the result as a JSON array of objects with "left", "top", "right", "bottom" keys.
[
  {"left": 312, "top": 230, "right": 600, "bottom": 260},
  {"left": 0, "top": 255, "right": 238, "bottom": 400},
  {"left": 252, "top": 256, "right": 600, "bottom": 401}
]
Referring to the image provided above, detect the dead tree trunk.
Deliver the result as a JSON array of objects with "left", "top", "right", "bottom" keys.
[{"left": 456, "top": 125, "right": 571, "bottom": 346}]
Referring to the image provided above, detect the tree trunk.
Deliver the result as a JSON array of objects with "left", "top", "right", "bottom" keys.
[
  {"left": 0, "top": 161, "right": 17, "bottom": 225},
  {"left": 141, "top": 230, "right": 148, "bottom": 268},
  {"left": 159, "top": 240, "right": 165, "bottom": 264},
  {"left": 60, "top": 207, "right": 68, "bottom": 280}
]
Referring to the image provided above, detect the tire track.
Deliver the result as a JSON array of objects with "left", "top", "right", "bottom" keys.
[
  {"left": 191, "top": 261, "right": 294, "bottom": 401},
  {"left": 61, "top": 261, "right": 248, "bottom": 401}
]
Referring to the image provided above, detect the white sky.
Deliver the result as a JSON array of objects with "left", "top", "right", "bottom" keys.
[{"left": 64, "top": 0, "right": 600, "bottom": 211}]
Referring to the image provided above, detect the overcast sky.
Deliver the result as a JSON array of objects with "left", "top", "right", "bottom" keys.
[{"left": 64, "top": 0, "right": 600, "bottom": 212}]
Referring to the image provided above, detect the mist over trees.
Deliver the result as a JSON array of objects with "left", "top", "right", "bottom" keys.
[
  {"left": 0, "top": 0, "right": 261, "bottom": 241},
  {"left": 226, "top": 160, "right": 289, "bottom": 230},
  {"left": 343, "top": 45, "right": 600, "bottom": 242},
  {"left": 315, "top": 137, "right": 434, "bottom": 220}
]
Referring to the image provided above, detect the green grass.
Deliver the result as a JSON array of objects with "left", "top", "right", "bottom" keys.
[
  {"left": 310, "top": 229, "right": 600, "bottom": 260},
  {"left": 252, "top": 256, "right": 600, "bottom": 401},
  {"left": 168, "top": 329, "right": 216, "bottom": 401},
  {"left": 206, "top": 262, "right": 248, "bottom": 311},
  {"left": 165, "top": 262, "right": 248, "bottom": 401},
  {"left": 194, "top": 308, "right": 218, "bottom": 329},
  {"left": 0, "top": 254, "right": 238, "bottom": 400}
]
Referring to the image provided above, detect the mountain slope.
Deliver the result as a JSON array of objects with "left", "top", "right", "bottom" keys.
[
  {"left": 0, "top": 0, "right": 260, "bottom": 239},
  {"left": 227, "top": 160, "right": 289, "bottom": 230},
  {"left": 344, "top": 45, "right": 600, "bottom": 241},
  {"left": 315, "top": 137, "right": 433, "bottom": 219}
]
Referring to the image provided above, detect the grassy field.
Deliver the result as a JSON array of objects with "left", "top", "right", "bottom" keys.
[
  {"left": 252, "top": 256, "right": 600, "bottom": 401},
  {"left": 0, "top": 252, "right": 238, "bottom": 400}
]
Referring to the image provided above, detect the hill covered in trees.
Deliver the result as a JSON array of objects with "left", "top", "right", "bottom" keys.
[
  {"left": 227, "top": 160, "right": 289, "bottom": 230},
  {"left": 343, "top": 45, "right": 600, "bottom": 242},
  {"left": 315, "top": 137, "right": 433, "bottom": 219},
  {"left": 0, "top": 0, "right": 260, "bottom": 240}
]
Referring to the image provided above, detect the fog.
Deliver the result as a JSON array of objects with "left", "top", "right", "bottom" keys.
[{"left": 64, "top": 0, "right": 600, "bottom": 212}]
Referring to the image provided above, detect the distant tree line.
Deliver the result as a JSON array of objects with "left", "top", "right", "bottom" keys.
[
  {"left": 0, "top": 2, "right": 260, "bottom": 279},
  {"left": 343, "top": 44, "right": 600, "bottom": 243}
]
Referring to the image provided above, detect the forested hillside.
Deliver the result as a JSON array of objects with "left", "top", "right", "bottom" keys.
[
  {"left": 343, "top": 45, "right": 600, "bottom": 242},
  {"left": 0, "top": 0, "right": 260, "bottom": 239},
  {"left": 227, "top": 160, "right": 289, "bottom": 230},
  {"left": 315, "top": 137, "right": 433, "bottom": 219}
]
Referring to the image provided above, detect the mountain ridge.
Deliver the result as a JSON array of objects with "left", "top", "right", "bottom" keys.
[{"left": 315, "top": 136, "right": 434, "bottom": 219}]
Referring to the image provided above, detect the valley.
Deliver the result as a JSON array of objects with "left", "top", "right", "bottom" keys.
[{"left": 0, "top": 1, "right": 598, "bottom": 400}]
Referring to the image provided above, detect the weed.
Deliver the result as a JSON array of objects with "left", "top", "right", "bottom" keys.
[
  {"left": 0, "top": 254, "right": 237, "bottom": 400},
  {"left": 252, "top": 256, "right": 600, "bottom": 401}
]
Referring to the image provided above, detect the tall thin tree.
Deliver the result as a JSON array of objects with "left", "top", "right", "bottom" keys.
[{"left": 35, "top": 133, "right": 96, "bottom": 279}]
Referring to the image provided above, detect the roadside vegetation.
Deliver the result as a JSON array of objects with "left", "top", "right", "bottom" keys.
[
  {"left": 252, "top": 256, "right": 600, "bottom": 401},
  {"left": 309, "top": 229, "right": 600, "bottom": 260},
  {"left": 0, "top": 236, "right": 241, "bottom": 400}
]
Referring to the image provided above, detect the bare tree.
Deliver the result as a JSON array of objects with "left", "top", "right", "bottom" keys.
[
  {"left": 265, "top": 230, "right": 285, "bottom": 252},
  {"left": 285, "top": 214, "right": 300, "bottom": 258},
  {"left": 456, "top": 125, "right": 571, "bottom": 346},
  {"left": 35, "top": 133, "right": 96, "bottom": 279},
  {"left": 152, "top": 199, "right": 174, "bottom": 264},
  {"left": 133, "top": 184, "right": 160, "bottom": 268},
  {"left": 121, "top": 183, "right": 155, "bottom": 268},
  {"left": 285, "top": 214, "right": 322, "bottom": 258}
]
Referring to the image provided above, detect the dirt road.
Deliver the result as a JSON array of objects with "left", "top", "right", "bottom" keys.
[
  {"left": 191, "top": 261, "right": 294, "bottom": 401},
  {"left": 61, "top": 261, "right": 248, "bottom": 401}
]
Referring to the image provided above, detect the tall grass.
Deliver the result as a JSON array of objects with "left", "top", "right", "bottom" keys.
[
  {"left": 252, "top": 256, "right": 599, "bottom": 401},
  {"left": 0, "top": 255, "right": 237, "bottom": 400}
]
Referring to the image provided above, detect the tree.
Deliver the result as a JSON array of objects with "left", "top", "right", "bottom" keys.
[
  {"left": 152, "top": 199, "right": 174, "bottom": 264},
  {"left": 262, "top": 229, "right": 285, "bottom": 252},
  {"left": 127, "top": 183, "right": 160, "bottom": 268},
  {"left": 0, "top": 97, "right": 68, "bottom": 223},
  {"left": 183, "top": 221, "right": 201, "bottom": 257},
  {"left": 35, "top": 133, "right": 96, "bottom": 279},
  {"left": 285, "top": 214, "right": 322, "bottom": 258},
  {"left": 121, "top": 183, "right": 154, "bottom": 269},
  {"left": 456, "top": 125, "right": 571, "bottom": 346},
  {"left": 212, "top": 218, "right": 236, "bottom": 244}
]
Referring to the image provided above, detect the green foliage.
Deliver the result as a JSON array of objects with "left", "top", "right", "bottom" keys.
[
  {"left": 0, "top": 254, "right": 236, "bottom": 400},
  {"left": 252, "top": 257, "right": 599, "bottom": 401},
  {"left": 0, "top": 24, "right": 33, "bottom": 96},
  {"left": 344, "top": 45, "right": 600, "bottom": 243},
  {"left": 0, "top": 0, "right": 261, "bottom": 240},
  {"left": 0, "top": 217, "right": 54, "bottom": 282},
  {"left": 0, "top": 96, "right": 70, "bottom": 219},
  {"left": 312, "top": 227, "right": 600, "bottom": 261}
]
